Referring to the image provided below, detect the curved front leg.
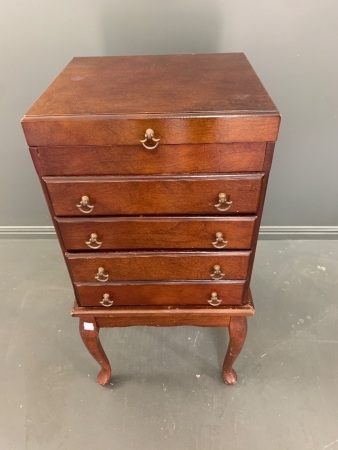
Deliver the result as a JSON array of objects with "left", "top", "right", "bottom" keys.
[
  {"left": 222, "top": 316, "right": 247, "bottom": 385},
  {"left": 79, "top": 317, "right": 112, "bottom": 385}
]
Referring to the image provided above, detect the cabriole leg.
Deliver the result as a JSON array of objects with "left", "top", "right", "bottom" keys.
[
  {"left": 79, "top": 317, "right": 111, "bottom": 385},
  {"left": 222, "top": 316, "right": 247, "bottom": 385}
]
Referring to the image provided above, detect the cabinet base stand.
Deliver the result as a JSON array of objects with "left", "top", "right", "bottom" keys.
[
  {"left": 73, "top": 292, "right": 254, "bottom": 386},
  {"left": 222, "top": 316, "right": 248, "bottom": 385},
  {"left": 79, "top": 317, "right": 112, "bottom": 385}
]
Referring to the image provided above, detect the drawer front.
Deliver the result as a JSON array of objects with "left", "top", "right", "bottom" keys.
[
  {"left": 57, "top": 217, "right": 256, "bottom": 251},
  {"left": 46, "top": 175, "right": 263, "bottom": 216},
  {"left": 75, "top": 281, "right": 246, "bottom": 307},
  {"left": 37, "top": 143, "right": 266, "bottom": 176},
  {"left": 23, "top": 116, "right": 280, "bottom": 147},
  {"left": 66, "top": 251, "right": 251, "bottom": 282}
]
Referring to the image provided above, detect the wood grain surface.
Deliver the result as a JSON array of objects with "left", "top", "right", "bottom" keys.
[
  {"left": 45, "top": 174, "right": 263, "bottom": 216},
  {"left": 66, "top": 250, "right": 251, "bottom": 282},
  {"left": 56, "top": 216, "right": 256, "bottom": 251},
  {"left": 74, "top": 280, "right": 246, "bottom": 307},
  {"left": 36, "top": 142, "right": 266, "bottom": 176},
  {"left": 23, "top": 54, "right": 278, "bottom": 117},
  {"left": 21, "top": 54, "right": 280, "bottom": 146}
]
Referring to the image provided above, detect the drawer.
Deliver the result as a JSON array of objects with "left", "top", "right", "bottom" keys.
[
  {"left": 45, "top": 175, "right": 263, "bottom": 216},
  {"left": 22, "top": 55, "right": 280, "bottom": 147},
  {"left": 36, "top": 143, "right": 266, "bottom": 176},
  {"left": 57, "top": 216, "right": 256, "bottom": 251},
  {"left": 66, "top": 250, "right": 251, "bottom": 282},
  {"left": 74, "top": 280, "right": 246, "bottom": 307},
  {"left": 23, "top": 117, "right": 280, "bottom": 147}
]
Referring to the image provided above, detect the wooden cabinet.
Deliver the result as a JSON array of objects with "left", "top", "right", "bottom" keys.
[{"left": 22, "top": 53, "right": 280, "bottom": 386}]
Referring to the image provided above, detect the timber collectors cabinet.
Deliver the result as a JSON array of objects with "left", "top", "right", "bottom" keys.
[{"left": 21, "top": 53, "right": 280, "bottom": 386}]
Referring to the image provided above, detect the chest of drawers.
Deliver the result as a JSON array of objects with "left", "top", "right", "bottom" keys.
[{"left": 22, "top": 53, "right": 280, "bottom": 386}]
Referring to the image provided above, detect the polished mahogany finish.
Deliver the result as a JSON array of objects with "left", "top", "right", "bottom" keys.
[
  {"left": 22, "top": 54, "right": 280, "bottom": 145},
  {"left": 56, "top": 216, "right": 257, "bottom": 251},
  {"left": 74, "top": 280, "right": 246, "bottom": 307},
  {"left": 22, "top": 53, "right": 280, "bottom": 386},
  {"left": 24, "top": 54, "right": 278, "bottom": 117},
  {"left": 66, "top": 250, "right": 251, "bottom": 281},
  {"left": 72, "top": 293, "right": 255, "bottom": 327},
  {"left": 44, "top": 174, "right": 263, "bottom": 216},
  {"left": 36, "top": 143, "right": 267, "bottom": 176}
]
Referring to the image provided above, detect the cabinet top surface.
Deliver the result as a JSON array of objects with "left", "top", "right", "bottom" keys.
[{"left": 24, "top": 53, "right": 279, "bottom": 119}]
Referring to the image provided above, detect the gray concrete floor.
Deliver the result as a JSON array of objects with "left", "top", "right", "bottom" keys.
[{"left": 0, "top": 239, "right": 338, "bottom": 450}]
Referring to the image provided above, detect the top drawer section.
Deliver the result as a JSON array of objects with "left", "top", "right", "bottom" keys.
[
  {"left": 21, "top": 54, "right": 280, "bottom": 147},
  {"left": 35, "top": 143, "right": 266, "bottom": 176},
  {"left": 22, "top": 116, "right": 280, "bottom": 147}
]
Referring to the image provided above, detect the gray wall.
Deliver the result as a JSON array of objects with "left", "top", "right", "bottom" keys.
[{"left": 1, "top": 0, "right": 338, "bottom": 229}]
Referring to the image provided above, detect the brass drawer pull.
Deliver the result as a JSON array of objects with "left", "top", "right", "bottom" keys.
[
  {"left": 86, "top": 233, "right": 102, "bottom": 249},
  {"left": 95, "top": 267, "right": 109, "bottom": 282},
  {"left": 210, "top": 264, "right": 225, "bottom": 280},
  {"left": 77, "top": 195, "right": 94, "bottom": 214},
  {"left": 212, "top": 232, "right": 228, "bottom": 249},
  {"left": 140, "top": 128, "right": 160, "bottom": 150},
  {"left": 214, "top": 193, "right": 232, "bottom": 212},
  {"left": 208, "top": 292, "right": 222, "bottom": 307},
  {"left": 100, "top": 293, "right": 114, "bottom": 307}
]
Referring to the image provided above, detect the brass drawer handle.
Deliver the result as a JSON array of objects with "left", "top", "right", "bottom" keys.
[
  {"left": 95, "top": 267, "right": 109, "bottom": 282},
  {"left": 208, "top": 292, "right": 222, "bottom": 307},
  {"left": 86, "top": 233, "right": 102, "bottom": 249},
  {"left": 210, "top": 264, "right": 225, "bottom": 280},
  {"left": 100, "top": 293, "right": 114, "bottom": 307},
  {"left": 140, "top": 128, "right": 160, "bottom": 150},
  {"left": 77, "top": 195, "right": 94, "bottom": 214},
  {"left": 214, "top": 193, "right": 232, "bottom": 212},
  {"left": 212, "top": 232, "right": 228, "bottom": 249}
]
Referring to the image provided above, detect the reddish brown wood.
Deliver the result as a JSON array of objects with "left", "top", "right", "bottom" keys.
[
  {"left": 74, "top": 280, "right": 246, "bottom": 307},
  {"left": 79, "top": 317, "right": 111, "bottom": 385},
  {"left": 22, "top": 116, "right": 280, "bottom": 146},
  {"left": 22, "top": 53, "right": 280, "bottom": 386},
  {"left": 222, "top": 316, "right": 248, "bottom": 385},
  {"left": 66, "top": 250, "right": 251, "bottom": 282},
  {"left": 21, "top": 54, "right": 280, "bottom": 146},
  {"left": 29, "top": 147, "right": 77, "bottom": 284},
  {"left": 35, "top": 143, "right": 266, "bottom": 176},
  {"left": 23, "top": 115, "right": 280, "bottom": 146},
  {"left": 72, "top": 290, "right": 254, "bottom": 317},
  {"left": 95, "top": 312, "right": 231, "bottom": 328},
  {"left": 72, "top": 293, "right": 254, "bottom": 327},
  {"left": 263, "top": 142, "right": 276, "bottom": 173},
  {"left": 23, "top": 54, "right": 278, "bottom": 117},
  {"left": 56, "top": 216, "right": 256, "bottom": 251},
  {"left": 245, "top": 142, "right": 276, "bottom": 289},
  {"left": 45, "top": 174, "right": 263, "bottom": 216}
]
